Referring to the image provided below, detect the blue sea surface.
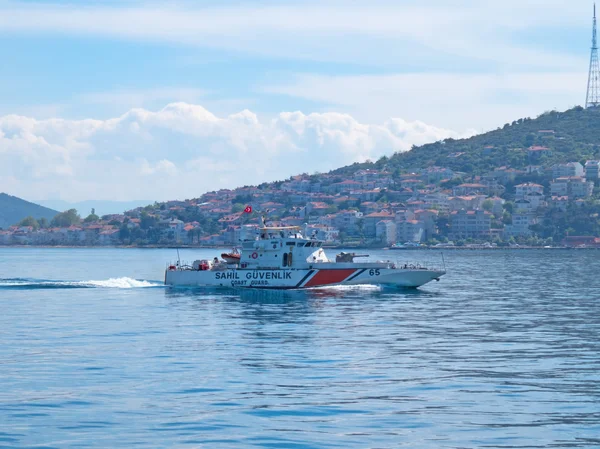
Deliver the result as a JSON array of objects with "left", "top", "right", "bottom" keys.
[{"left": 0, "top": 248, "right": 599, "bottom": 448}]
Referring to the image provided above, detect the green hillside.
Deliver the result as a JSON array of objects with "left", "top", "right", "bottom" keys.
[
  {"left": 334, "top": 106, "right": 600, "bottom": 175},
  {"left": 0, "top": 193, "right": 59, "bottom": 229}
]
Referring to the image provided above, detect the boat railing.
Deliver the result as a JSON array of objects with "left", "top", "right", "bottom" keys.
[
  {"left": 393, "top": 259, "right": 445, "bottom": 272},
  {"left": 166, "top": 260, "right": 194, "bottom": 271}
]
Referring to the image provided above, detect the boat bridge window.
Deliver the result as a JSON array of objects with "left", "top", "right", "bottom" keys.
[{"left": 287, "top": 242, "right": 296, "bottom": 246}]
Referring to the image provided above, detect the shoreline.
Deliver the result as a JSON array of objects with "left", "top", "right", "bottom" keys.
[{"left": 0, "top": 244, "right": 597, "bottom": 250}]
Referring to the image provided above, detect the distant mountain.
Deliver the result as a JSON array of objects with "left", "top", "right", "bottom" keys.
[
  {"left": 0, "top": 193, "right": 60, "bottom": 229},
  {"left": 36, "top": 200, "right": 153, "bottom": 217}
]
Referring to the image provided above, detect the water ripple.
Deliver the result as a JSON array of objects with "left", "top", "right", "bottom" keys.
[{"left": 0, "top": 249, "right": 599, "bottom": 448}]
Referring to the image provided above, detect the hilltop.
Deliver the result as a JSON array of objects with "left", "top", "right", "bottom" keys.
[
  {"left": 0, "top": 193, "right": 59, "bottom": 229},
  {"left": 334, "top": 106, "right": 600, "bottom": 176}
]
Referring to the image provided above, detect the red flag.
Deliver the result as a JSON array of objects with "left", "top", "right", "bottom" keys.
[{"left": 244, "top": 205, "right": 252, "bottom": 213}]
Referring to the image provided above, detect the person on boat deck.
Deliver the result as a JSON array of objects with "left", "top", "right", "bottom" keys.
[{"left": 213, "top": 257, "right": 219, "bottom": 264}]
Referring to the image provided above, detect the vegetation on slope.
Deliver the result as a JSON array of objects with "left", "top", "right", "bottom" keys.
[
  {"left": 0, "top": 193, "right": 59, "bottom": 229},
  {"left": 334, "top": 106, "right": 600, "bottom": 176}
]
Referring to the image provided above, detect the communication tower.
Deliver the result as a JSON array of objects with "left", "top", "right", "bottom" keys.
[{"left": 586, "top": 4, "right": 600, "bottom": 107}]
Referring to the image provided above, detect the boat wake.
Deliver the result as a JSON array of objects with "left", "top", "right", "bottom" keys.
[
  {"left": 310, "top": 284, "right": 382, "bottom": 291},
  {"left": 0, "top": 277, "right": 164, "bottom": 290}
]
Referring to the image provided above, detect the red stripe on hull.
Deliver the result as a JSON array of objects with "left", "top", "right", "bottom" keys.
[{"left": 303, "top": 269, "right": 358, "bottom": 287}]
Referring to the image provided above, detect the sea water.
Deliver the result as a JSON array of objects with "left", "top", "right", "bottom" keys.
[{"left": 0, "top": 248, "right": 599, "bottom": 448}]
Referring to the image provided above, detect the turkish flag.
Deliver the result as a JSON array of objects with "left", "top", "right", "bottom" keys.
[{"left": 244, "top": 205, "right": 252, "bottom": 213}]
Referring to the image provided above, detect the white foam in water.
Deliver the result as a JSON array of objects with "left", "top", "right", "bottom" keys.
[
  {"left": 77, "top": 277, "right": 160, "bottom": 288},
  {"left": 0, "top": 277, "right": 161, "bottom": 289},
  {"left": 311, "top": 284, "right": 382, "bottom": 291},
  {"left": 0, "top": 280, "right": 31, "bottom": 286}
]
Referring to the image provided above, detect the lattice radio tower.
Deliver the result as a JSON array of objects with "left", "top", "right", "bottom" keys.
[{"left": 586, "top": 3, "right": 600, "bottom": 108}]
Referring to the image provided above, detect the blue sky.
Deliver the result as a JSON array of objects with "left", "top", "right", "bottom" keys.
[{"left": 0, "top": 0, "right": 596, "bottom": 202}]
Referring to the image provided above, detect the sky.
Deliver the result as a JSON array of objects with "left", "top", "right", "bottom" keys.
[{"left": 0, "top": 0, "right": 595, "bottom": 203}]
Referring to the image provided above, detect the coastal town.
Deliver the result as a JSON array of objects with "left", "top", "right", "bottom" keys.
[{"left": 3, "top": 145, "right": 600, "bottom": 249}]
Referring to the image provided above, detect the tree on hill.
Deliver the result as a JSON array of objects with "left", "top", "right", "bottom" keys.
[
  {"left": 140, "top": 211, "right": 158, "bottom": 230},
  {"left": 482, "top": 199, "right": 494, "bottom": 212},
  {"left": 51, "top": 209, "right": 81, "bottom": 227},
  {"left": 18, "top": 216, "right": 40, "bottom": 230},
  {"left": 84, "top": 208, "right": 100, "bottom": 223},
  {"left": 232, "top": 203, "right": 246, "bottom": 213}
]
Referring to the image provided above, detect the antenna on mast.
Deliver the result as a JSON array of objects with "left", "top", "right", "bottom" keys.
[{"left": 586, "top": 3, "right": 600, "bottom": 107}]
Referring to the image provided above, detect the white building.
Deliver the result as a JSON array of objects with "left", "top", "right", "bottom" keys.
[
  {"left": 396, "top": 220, "right": 426, "bottom": 243},
  {"left": 330, "top": 210, "right": 363, "bottom": 236},
  {"left": 550, "top": 178, "right": 569, "bottom": 197},
  {"left": 524, "top": 192, "right": 545, "bottom": 210},
  {"left": 448, "top": 195, "right": 486, "bottom": 211},
  {"left": 304, "top": 224, "right": 340, "bottom": 243},
  {"left": 487, "top": 197, "right": 506, "bottom": 216},
  {"left": 376, "top": 220, "right": 397, "bottom": 245},
  {"left": 421, "top": 193, "right": 450, "bottom": 213},
  {"left": 569, "top": 177, "right": 594, "bottom": 198},
  {"left": 514, "top": 199, "right": 534, "bottom": 213},
  {"left": 449, "top": 209, "right": 492, "bottom": 239},
  {"left": 505, "top": 214, "right": 537, "bottom": 238},
  {"left": 584, "top": 160, "right": 599, "bottom": 182},
  {"left": 550, "top": 177, "right": 593, "bottom": 199},
  {"left": 515, "top": 183, "right": 544, "bottom": 199},
  {"left": 552, "top": 162, "right": 584, "bottom": 179}
]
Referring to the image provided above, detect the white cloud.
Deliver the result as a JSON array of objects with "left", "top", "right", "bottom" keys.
[
  {"left": 263, "top": 71, "right": 587, "bottom": 130},
  {"left": 0, "top": 102, "right": 467, "bottom": 202},
  {"left": 77, "top": 87, "right": 207, "bottom": 108},
  {"left": 0, "top": 0, "right": 590, "bottom": 69}
]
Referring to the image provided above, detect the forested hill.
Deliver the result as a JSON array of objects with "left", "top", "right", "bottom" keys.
[
  {"left": 0, "top": 193, "right": 59, "bottom": 229},
  {"left": 333, "top": 106, "right": 600, "bottom": 176}
]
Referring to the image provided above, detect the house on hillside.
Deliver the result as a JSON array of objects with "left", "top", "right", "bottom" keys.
[
  {"left": 504, "top": 213, "right": 537, "bottom": 238},
  {"left": 304, "top": 224, "right": 339, "bottom": 243},
  {"left": 396, "top": 220, "right": 426, "bottom": 243},
  {"left": 414, "top": 209, "right": 439, "bottom": 239},
  {"left": 305, "top": 202, "right": 330, "bottom": 216},
  {"left": 528, "top": 145, "right": 552, "bottom": 161},
  {"left": 448, "top": 195, "right": 486, "bottom": 211},
  {"left": 421, "top": 166, "right": 456, "bottom": 183},
  {"left": 330, "top": 210, "right": 363, "bottom": 236},
  {"left": 99, "top": 229, "right": 120, "bottom": 245},
  {"left": 515, "top": 183, "right": 544, "bottom": 199},
  {"left": 550, "top": 177, "right": 594, "bottom": 199},
  {"left": 376, "top": 220, "right": 397, "bottom": 245},
  {"left": 484, "top": 166, "right": 523, "bottom": 184},
  {"left": 452, "top": 183, "right": 489, "bottom": 196},
  {"left": 585, "top": 160, "right": 600, "bottom": 182},
  {"left": 326, "top": 180, "right": 362, "bottom": 194},
  {"left": 363, "top": 211, "right": 395, "bottom": 238},
  {"left": 449, "top": 209, "right": 491, "bottom": 240},
  {"left": 552, "top": 162, "right": 584, "bottom": 179}
]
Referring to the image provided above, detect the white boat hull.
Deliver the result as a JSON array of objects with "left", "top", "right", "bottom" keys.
[{"left": 165, "top": 267, "right": 445, "bottom": 289}]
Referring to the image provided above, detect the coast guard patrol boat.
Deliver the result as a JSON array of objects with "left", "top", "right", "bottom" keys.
[{"left": 165, "top": 226, "right": 445, "bottom": 289}]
